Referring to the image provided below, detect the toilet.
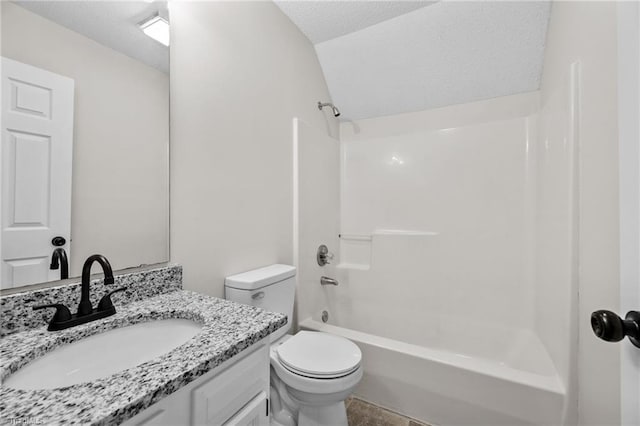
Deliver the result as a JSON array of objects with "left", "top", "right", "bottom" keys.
[{"left": 225, "top": 264, "right": 362, "bottom": 426}]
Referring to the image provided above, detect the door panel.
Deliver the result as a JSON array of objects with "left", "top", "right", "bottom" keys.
[
  {"left": 4, "top": 256, "right": 49, "bottom": 287},
  {"left": 7, "top": 130, "right": 51, "bottom": 226}
]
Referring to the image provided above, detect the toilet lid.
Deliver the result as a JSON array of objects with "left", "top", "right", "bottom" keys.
[{"left": 276, "top": 331, "right": 361, "bottom": 378}]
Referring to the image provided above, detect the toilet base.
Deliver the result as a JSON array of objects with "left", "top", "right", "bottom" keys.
[
  {"left": 269, "top": 366, "right": 351, "bottom": 426},
  {"left": 298, "top": 402, "right": 348, "bottom": 426},
  {"left": 270, "top": 402, "right": 347, "bottom": 426}
]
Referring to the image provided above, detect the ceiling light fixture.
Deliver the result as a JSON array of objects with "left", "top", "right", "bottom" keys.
[{"left": 139, "top": 15, "right": 170, "bottom": 46}]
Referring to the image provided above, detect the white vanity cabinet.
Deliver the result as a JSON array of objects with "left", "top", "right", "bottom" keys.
[{"left": 122, "top": 340, "right": 270, "bottom": 426}]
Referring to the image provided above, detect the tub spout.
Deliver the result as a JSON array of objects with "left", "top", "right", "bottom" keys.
[{"left": 321, "top": 276, "right": 339, "bottom": 286}]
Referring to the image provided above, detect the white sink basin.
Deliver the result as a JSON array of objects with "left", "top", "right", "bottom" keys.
[{"left": 4, "top": 318, "right": 202, "bottom": 390}]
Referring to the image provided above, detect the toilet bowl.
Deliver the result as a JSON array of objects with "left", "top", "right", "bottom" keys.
[{"left": 225, "top": 264, "right": 363, "bottom": 426}]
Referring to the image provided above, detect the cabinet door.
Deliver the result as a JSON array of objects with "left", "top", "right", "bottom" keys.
[
  {"left": 192, "top": 344, "right": 269, "bottom": 425},
  {"left": 223, "top": 391, "right": 268, "bottom": 426},
  {"left": 121, "top": 389, "right": 190, "bottom": 426}
]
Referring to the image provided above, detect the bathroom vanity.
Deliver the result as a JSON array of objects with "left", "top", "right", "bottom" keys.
[
  {"left": 0, "top": 266, "right": 286, "bottom": 425},
  {"left": 122, "top": 342, "right": 270, "bottom": 426}
]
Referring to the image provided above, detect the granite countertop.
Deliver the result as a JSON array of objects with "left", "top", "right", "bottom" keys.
[{"left": 0, "top": 290, "right": 287, "bottom": 425}]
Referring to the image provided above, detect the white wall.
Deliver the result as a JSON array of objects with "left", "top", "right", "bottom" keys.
[
  {"left": 169, "top": 1, "right": 338, "bottom": 298},
  {"left": 339, "top": 92, "right": 539, "bottom": 330},
  {"left": 1, "top": 2, "right": 169, "bottom": 277},
  {"left": 538, "top": 3, "right": 620, "bottom": 425}
]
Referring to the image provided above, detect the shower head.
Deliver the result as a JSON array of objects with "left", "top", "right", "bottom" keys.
[{"left": 318, "top": 101, "right": 341, "bottom": 117}]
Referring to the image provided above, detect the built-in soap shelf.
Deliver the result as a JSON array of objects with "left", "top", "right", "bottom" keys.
[
  {"left": 337, "top": 230, "right": 438, "bottom": 271},
  {"left": 336, "top": 263, "right": 371, "bottom": 271},
  {"left": 338, "top": 234, "right": 372, "bottom": 241},
  {"left": 337, "top": 233, "right": 372, "bottom": 271}
]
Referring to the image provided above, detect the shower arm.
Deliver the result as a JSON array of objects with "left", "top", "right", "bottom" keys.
[{"left": 317, "top": 101, "right": 341, "bottom": 117}]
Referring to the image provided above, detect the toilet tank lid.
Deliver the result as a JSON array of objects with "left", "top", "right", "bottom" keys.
[{"left": 225, "top": 264, "right": 296, "bottom": 290}]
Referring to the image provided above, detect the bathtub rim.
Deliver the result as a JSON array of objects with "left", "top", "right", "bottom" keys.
[{"left": 299, "top": 317, "right": 565, "bottom": 397}]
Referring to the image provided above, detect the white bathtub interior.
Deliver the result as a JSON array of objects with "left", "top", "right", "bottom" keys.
[{"left": 308, "top": 297, "right": 558, "bottom": 379}]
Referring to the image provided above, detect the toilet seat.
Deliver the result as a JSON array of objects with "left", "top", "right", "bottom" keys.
[
  {"left": 270, "top": 345, "right": 363, "bottom": 396},
  {"left": 276, "top": 331, "right": 362, "bottom": 379}
]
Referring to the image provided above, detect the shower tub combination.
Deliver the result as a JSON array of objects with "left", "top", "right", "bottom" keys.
[
  {"left": 293, "top": 98, "right": 572, "bottom": 425},
  {"left": 300, "top": 309, "right": 566, "bottom": 426}
]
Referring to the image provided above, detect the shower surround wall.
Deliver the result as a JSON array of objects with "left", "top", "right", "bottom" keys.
[{"left": 340, "top": 93, "right": 539, "bottom": 331}]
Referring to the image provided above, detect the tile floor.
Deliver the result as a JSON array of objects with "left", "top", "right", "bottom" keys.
[{"left": 346, "top": 397, "right": 431, "bottom": 426}]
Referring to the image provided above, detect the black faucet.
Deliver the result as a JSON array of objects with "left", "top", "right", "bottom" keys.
[
  {"left": 78, "top": 254, "right": 114, "bottom": 316},
  {"left": 33, "top": 254, "right": 126, "bottom": 331},
  {"left": 50, "top": 248, "right": 69, "bottom": 280}
]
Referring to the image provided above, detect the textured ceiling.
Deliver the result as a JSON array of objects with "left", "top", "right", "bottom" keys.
[
  {"left": 279, "top": 1, "right": 551, "bottom": 121},
  {"left": 12, "top": 1, "right": 169, "bottom": 74},
  {"left": 274, "top": 1, "right": 437, "bottom": 43}
]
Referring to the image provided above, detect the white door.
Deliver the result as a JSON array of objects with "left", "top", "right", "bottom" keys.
[
  {"left": 618, "top": 3, "right": 640, "bottom": 425},
  {"left": 0, "top": 57, "right": 74, "bottom": 289}
]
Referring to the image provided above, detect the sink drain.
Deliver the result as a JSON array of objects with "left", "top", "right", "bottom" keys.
[{"left": 321, "top": 310, "right": 329, "bottom": 323}]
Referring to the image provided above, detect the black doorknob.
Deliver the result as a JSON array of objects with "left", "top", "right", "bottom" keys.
[
  {"left": 591, "top": 310, "right": 640, "bottom": 348},
  {"left": 51, "top": 236, "right": 66, "bottom": 247}
]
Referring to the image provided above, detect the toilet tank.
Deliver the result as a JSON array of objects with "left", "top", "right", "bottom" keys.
[{"left": 225, "top": 264, "right": 296, "bottom": 342}]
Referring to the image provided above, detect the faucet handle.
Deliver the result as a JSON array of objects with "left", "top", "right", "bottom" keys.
[
  {"left": 97, "top": 287, "right": 126, "bottom": 312},
  {"left": 317, "top": 244, "right": 335, "bottom": 266},
  {"left": 33, "top": 303, "right": 72, "bottom": 323}
]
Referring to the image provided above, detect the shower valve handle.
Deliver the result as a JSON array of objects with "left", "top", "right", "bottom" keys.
[
  {"left": 591, "top": 310, "right": 640, "bottom": 348},
  {"left": 317, "top": 244, "right": 334, "bottom": 266}
]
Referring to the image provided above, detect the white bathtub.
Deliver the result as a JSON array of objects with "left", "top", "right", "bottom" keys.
[{"left": 300, "top": 308, "right": 566, "bottom": 426}]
